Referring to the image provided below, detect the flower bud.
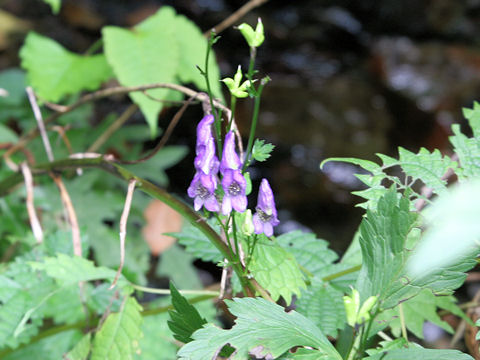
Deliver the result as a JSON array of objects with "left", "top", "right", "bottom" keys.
[{"left": 238, "top": 18, "right": 265, "bottom": 48}]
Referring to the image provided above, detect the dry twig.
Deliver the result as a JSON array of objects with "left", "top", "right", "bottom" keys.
[
  {"left": 203, "top": 0, "right": 269, "bottom": 36},
  {"left": 20, "top": 163, "right": 43, "bottom": 243},
  {"left": 110, "top": 178, "right": 137, "bottom": 289},
  {"left": 26, "top": 87, "right": 54, "bottom": 162}
]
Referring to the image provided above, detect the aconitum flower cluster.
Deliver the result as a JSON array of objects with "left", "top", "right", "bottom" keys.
[{"left": 188, "top": 115, "right": 279, "bottom": 237}]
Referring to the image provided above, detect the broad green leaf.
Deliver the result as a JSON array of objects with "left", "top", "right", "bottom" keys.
[
  {"left": 279, "top": 348, "right": 334, "bottom": 359},
  {"left": 174, "top": 14, "right": 222, "bottom": 100},
  {"left": 0, "top": 69, "right": 26, "bottom": 107},
  {"left": 178, "top": 297, "right": 341, "bottom": 360},
  {"left": 364, "top": 348, "right": 473, "bottom": 360},
  {"left": 174, "top": 221, "right": 223, "bottom": 263},
  {"left": 41, "top": 0, "right": 61, "bottom": 13},
  {"left": 29, "top": 253, "right": 119, "bottom": 285},
  {"left": 365, "top": 338, "right": 409, "bottom": 356},
  {"left": 295, "top": 280, "right": 345, "bottom": 337},
  {"left": 398, "top": 147, "right": 456, "bottom": 195},
  {"left": 136, "top": 312, "right": 178, "bottom": 360},
  {"left": 65, "top": 333, "right": 91, "bottom": 360},
  {"left": 167, "top": 282, "right": 207, "bottom": 343},
  {"left": 356, "top": 189, "right": 417, "bottom": 306},
  {"left": 91, "top": 297, "right": 143, "bottom": 360},
  {"left": 407, "top": 180, "right": 480, "bottom": 279},
  {"left": 3, "top": 330, "right": 81, "bottom": 360},
  {"left": 20, "top": 32, "right": 112, "bottom": 102},
  {"left": 102, "top": 8, "right": 178, "bottom": 136},
  {"left": 249, "top": 237, "right": 306, "bottom": 304},
  {"left": 252, "top": 139, "right": 275, "bottom": 162},
  {"left": 378, "top": 290, "right": 457, "bottom": 339},
  {"left": 156, "top": 243, "right": 202, "bottom": 290},
  {"left": 276, "top": 230, "right": 338, "bottom": 276},
  {"left": 450, "top": 124, "right": 480, "bottom": 180}
]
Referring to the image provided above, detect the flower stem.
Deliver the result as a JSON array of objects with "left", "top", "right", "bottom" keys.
[{"left": 227, "top": 95, "right": 237, "bottom": 131}]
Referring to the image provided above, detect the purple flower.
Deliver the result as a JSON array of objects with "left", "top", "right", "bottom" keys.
[
  {"left": 194, "top": 137, "right": 219, "bottom": 175},
  {"left": 253, "top": 179, "right": 280, "bottom": 237},
  {"left": 196, "top": 114, "right": 215, "bottom": 148},
  {"left": 221, "top": 169, "right": 247, "bottom": 215},
  {"left": 187, "top": 172, "right": 219, "bottom": 212},
  {"left": 220, "top": 131, "right": 241, "bottom": 174}
]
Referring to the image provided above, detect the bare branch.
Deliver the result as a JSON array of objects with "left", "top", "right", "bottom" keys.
[
  {"left": 120, "top": 95, "right": 196, "bottom": 164},
  {"left": 26, "top": 87, "right": 54, "bottom": 162},
  {"left": 51, "top": 175, "right": 82, "bottom": 257},
  {"left": 20, "top": 163, "right": 43, "bottom": 243},
  {"left": 88, "top": 104, "right": 138, "bottom": 153},
  {"left": 203, "top": 0, "right": 269, "bottom": 36},
  {"left": 110, "top": 178, "right": 137, "bottom": 289}
]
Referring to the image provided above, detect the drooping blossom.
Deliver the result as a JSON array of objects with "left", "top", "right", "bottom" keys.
[
  {"left": 188, "top": 115, "right": 220, "bottom": 212},
  {"left": 253, "top": 179, "right": 279, "bottom": 237},
  {"left": 220, "top": 131, "right": 247, "bottom": 215},
  {"left": 187, "top": 172, "right": 219, "bottom": 212}
]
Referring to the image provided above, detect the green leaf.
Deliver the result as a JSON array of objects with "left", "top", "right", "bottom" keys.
[
  {"left": 41, "top": 0, "right": 61, "bottom": 13},
  {"left": 174, "top": 221, "right": 223, "bottom": 263},
  {"left": 450, "top": 124, "right": 480, "bottom": 180},
  {"left": 178, "top": 297, "right": 341, "bottom": 360},
  {"left": 64, "top": 334, "right": 91, "bottom": 360},
  {"left": 102, "top": 8, "right": 178, "bottom": 136},
  {"left": 0, "top": 69, "right": 26, "bottom": 107},
  {"left": 295, "top": 280, "right": 345, "bottom": 337},
  {"left": 20, "top": 32, "right": 112, "bottom": 102},
  {"left": 364, "top": 348, "right": 473, "bottom": 360},
  {"left": 156, "top": 244, "right": 202, "bottom": 290},
  {"left": 397, "top": 147, "right": 456, "bottom": 195},
  {"left": 378, "top": 290, "right": 457, "bottom": 339},
  {"left": 276, "top": 230, "right": 338, "bottom": 276},
  {"left": 278, "top": 348, "right": 334, "bottom": 359},
  {"left": 249, "top": 237, "right": 306, "bottom": 304},
  {"left": 136, "top": 312, "right": 178, "bottom": 360},
  {"left": 167, "top": 282, "right": 207, "bottom": 344},
  {"left": 252, "top": 139, "right": 275, "bottom": 162},
  {"left": 174, "top": 14, "right": 222, "bottom": 100},
  {"left": 462, "top": 101, "right": 480, "bottom": 138},
  {"left": 91, "top": 297, "right": 143, "bottom": 360},
  {"left": 29, "top": 253, "right": 119, "bottom": 285},
  {"left": 356, "top": 188, "right": 417, "bottom": 307}
]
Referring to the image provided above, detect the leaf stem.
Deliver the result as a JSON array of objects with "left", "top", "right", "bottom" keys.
[
  {"left": 321, "top": 264, "right": 361, "bottom": 282},
  {"left": 130, "top": 283, "right": 220, "bottom": 296}
]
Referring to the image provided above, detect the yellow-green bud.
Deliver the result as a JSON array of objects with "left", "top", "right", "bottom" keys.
[{"left": 238, "top": 18, "right": 265, "bottom": 48}]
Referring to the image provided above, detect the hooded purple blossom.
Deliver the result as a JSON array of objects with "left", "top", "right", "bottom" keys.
[
  {"left": 221, "top": 169, "right": 247, "bottom": 215},
  {"left": 196, "top": 114, "right": 215, "bottom": 149},
  {"left": 253, "top": 179, "right": 280, "bottom": 237},
  {"left": 219, "top": 131, "right": 247, "bottom": 215},
  {"left": 220, "top": 131, "right": 241, "bottom": 174},
  {"left": 187, "top": 172, "right": 219, "bottom": 212},
  {"left": 194, "top": 137, "right": 218, "bottom": 175}
]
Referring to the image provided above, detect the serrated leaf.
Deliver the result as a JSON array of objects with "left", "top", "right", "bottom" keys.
[
  {"left": 64, "top": 333, "right": 91, "bottom": 360},
  {"left": 252, "top": 139, "right": 275, "bottom": 162},
  {"left": 167, "top": 282, "right": 207, "bottom": 343},
  {"left": 363, "top": 348, "right": 473, "bottom": 360},
  {"left": 321, "top": 157, "right": 381, "bottom": 173},
  {"left": 174, "top": 14, "right": 222, "bottom": 100},
  {"left": 20, "top": 32, "right": 112, "bottom": 102},
  {"left": 174, "top": 221, "right": 223, "bottom": 263},
  {"left": 278, "top": 348, "right": 333, "bottom": 359},
  {"left": 136, "top": 312, "right": 178, "bottom": 360},
  {"left": 178, "top": 297, "right": 342, "bottom": 360},
  {"left": 29, "top": 253, "right": 119, "bottom": 285},
  {"left": 295, "top": 280, "right": 345, "bottom": 337},
  {"left": 276, "top": 230, "right": 338, "bottom": 276},
  {"left": 156, "top": 244, "right": 202, "bottom": 290},
  {"left": 450, "top": 124, "right": 480, "bottom": 180},
  {"left": 378, "top": 290, "right": 456, "bottom": 339},
  {"left": 102, "top": 8, "right": 179, "bottom": 136},
  {"left": 397, "top": 147, "right": 456, "bottom": 195},
  {"left": 463, "top": 101, "right": 480, "bottom": 138},
  {"left": 249, "top": 237, "right": 306, "bottom": 304},
  {"left": 91, "top": 297, "right": 143, "bottom": 360}
]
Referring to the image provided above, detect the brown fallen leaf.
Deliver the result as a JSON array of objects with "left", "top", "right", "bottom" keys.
[{"left": 142, "top": 199, "right": 182, "bottom": 256}]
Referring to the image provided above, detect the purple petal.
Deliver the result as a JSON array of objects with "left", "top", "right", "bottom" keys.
[
  {"left": 187, "top": 173, "right": 201, "bottom": 198},
  {"left": 200, "top": 173, "right": 217, "bottom": 193},
  {"left": 220, "top": 131, "right": 241, "bottom": 172},
  {"left": 263, "top": 222, "right": 274, "bottom": 237},
  {"left": 258, "top": 178, "right": 275, "bottom": 211},
  {"left": 205, "top": 195, "right": 220, "bottom": 212},
  {"left": 221, "top": 196, "right": 232, "bottom": 215},
  {"left": 253, "top": 213, "right": 263, "bottom": 234},
  {"left": 196, "top": 115, "right": 214, "bottom": 146},
  {"left": 232, "top": 195, "right": 247, "bottom": 213},
  {"left": 194, "top": 197, "right": 204, "bottom": 211}
]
